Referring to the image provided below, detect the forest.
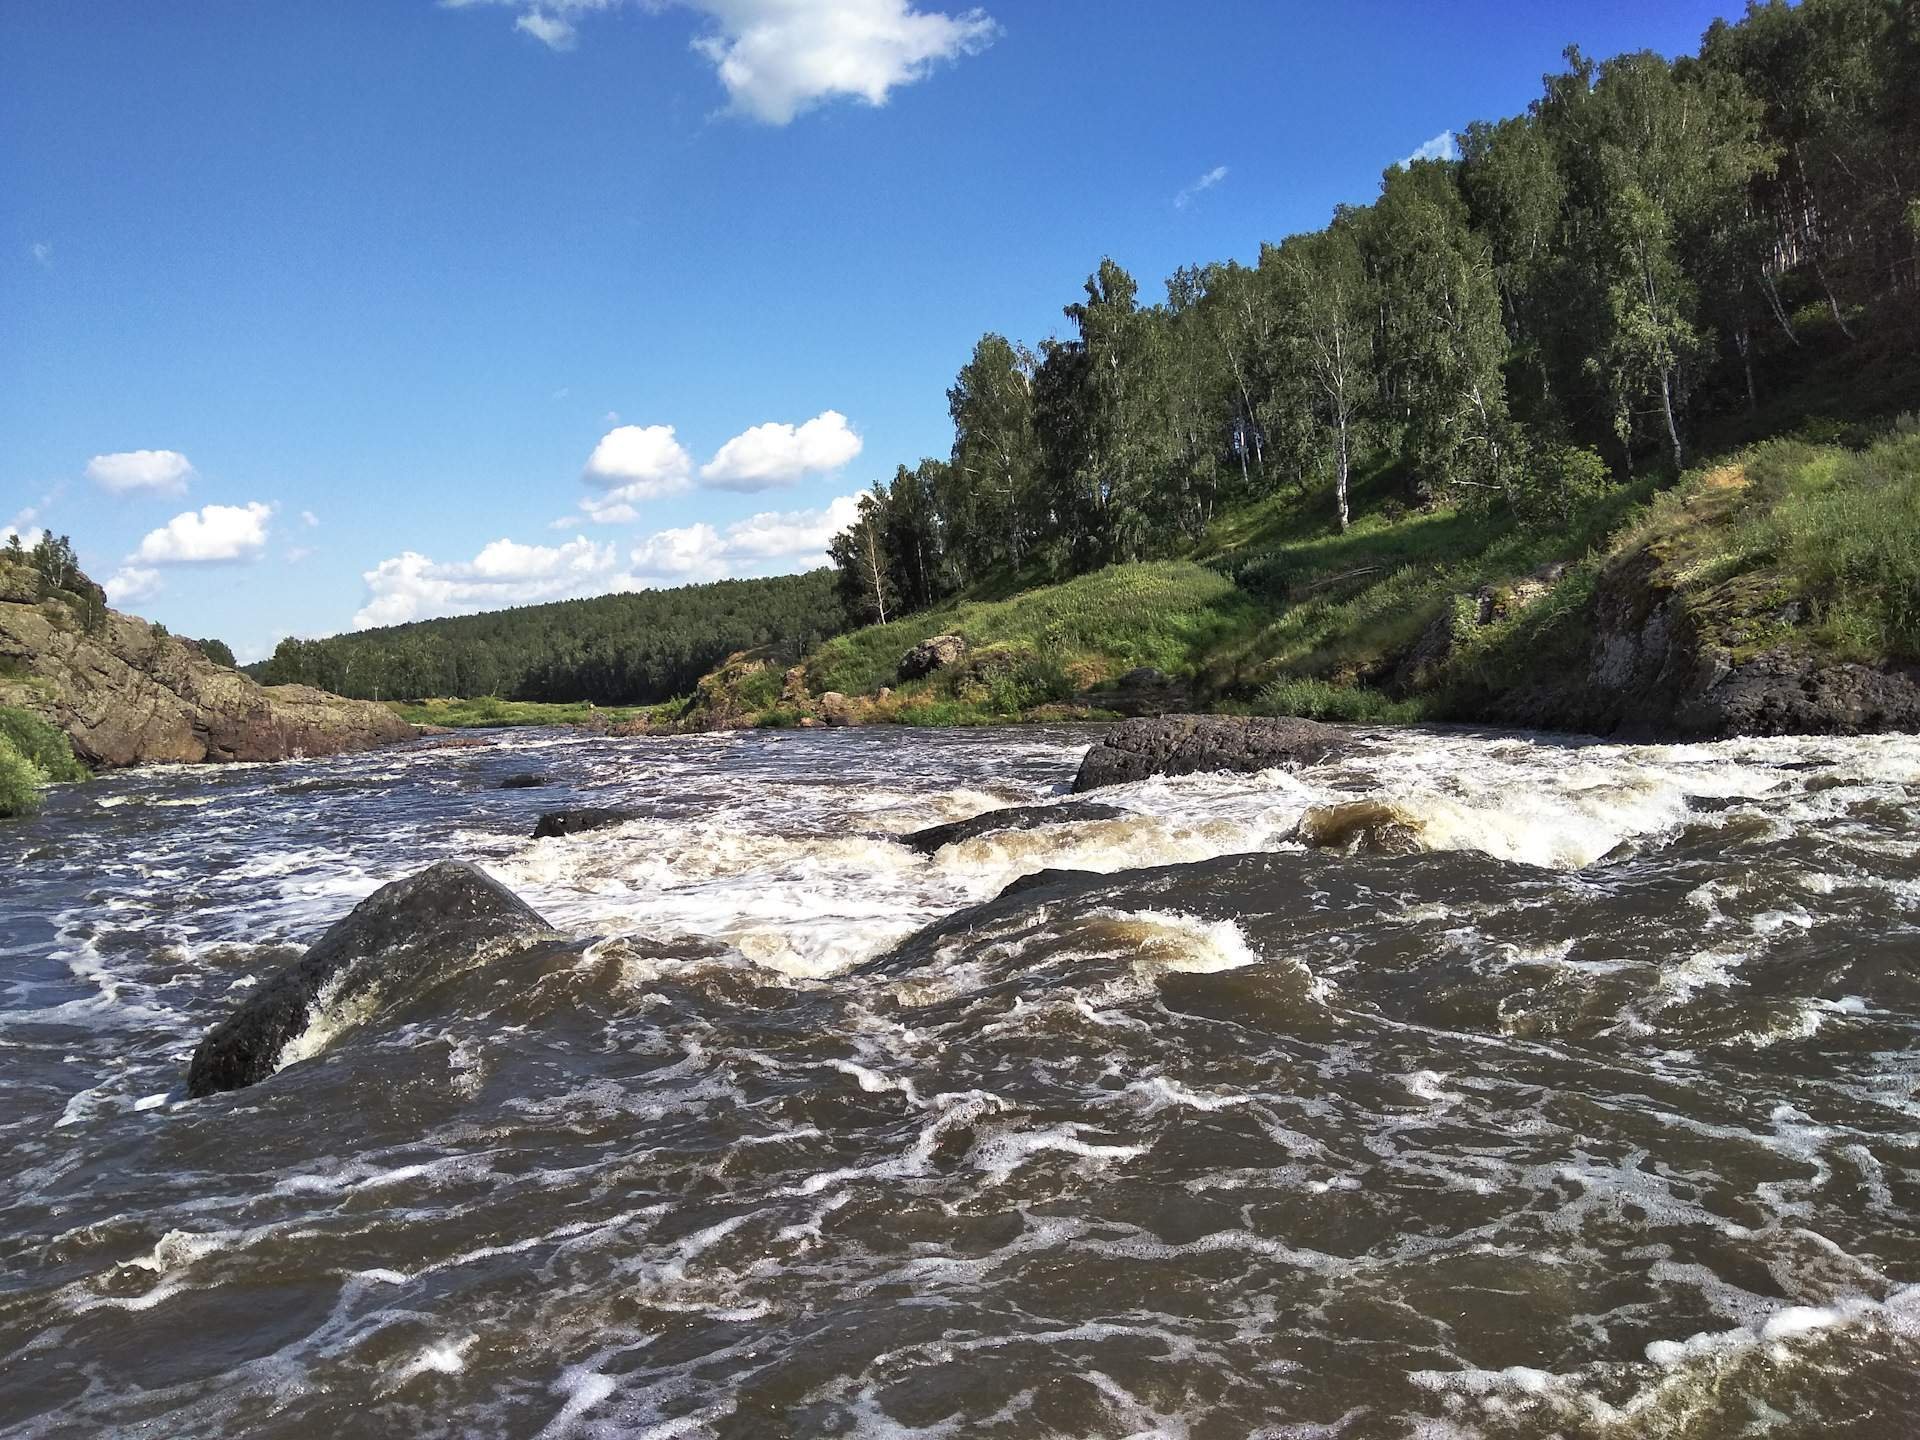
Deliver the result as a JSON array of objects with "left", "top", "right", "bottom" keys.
[
  {"left": 830, "top": 0, "right": 1919, "bottom": 622},
  {"left": 252, "top": 570, "right": 845, "bottom": 704}
]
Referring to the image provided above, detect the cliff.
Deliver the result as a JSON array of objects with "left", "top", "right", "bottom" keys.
[{"left": 0, "top": 554, "right": 415, "bottom": 768}]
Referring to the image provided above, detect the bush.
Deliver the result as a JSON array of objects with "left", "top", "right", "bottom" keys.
[
  {"left": 195, "top": 638, "right": 237, "bottom": 667},
  {"left": 0, "top": 736, "right": 45, "bottom": 818},
  {"left": 0, "top": 705, "right": 86, "bottom": 783},
  {"left": 1512, "top": 444, "right": 1614, "bottom": 528}
]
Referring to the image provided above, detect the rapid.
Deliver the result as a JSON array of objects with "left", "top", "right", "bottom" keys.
[{"left": 1, "top": 723, "right": 1917, "bottom": 1438}]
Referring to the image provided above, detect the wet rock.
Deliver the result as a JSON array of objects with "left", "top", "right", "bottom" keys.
[
  {"left": 898, "top": 634, "right": 968, "bottom": 682},
  {"left": 532, "top": 808, "right": 641, "bottom": 839},
  {"left": 498, "top": 773, "right": 549, "bottom": 789},
  {"left": 185, "top": 861, "right": 550, "bottom": 1098},
  {"left": 1072, "top": 715, "right": 1348, "bottom": 792},
  {"left": 899, "top": 801, "right": 1128, "bottom": 856},
  {"left": 820, "top": 692, "right": 858, "bottom": 727},
  {"left": 994, "top": 867, "right": 1103, "bottom": 901}
]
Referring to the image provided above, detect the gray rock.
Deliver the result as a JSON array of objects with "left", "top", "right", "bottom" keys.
[
  {"left": 899, "top": 800, "right": 1128, "bottom": 855},
  {"left": 898, "top": 634, "right": 968, "bottom": 681},
  {"left": 185, "top": 861, "right": 550, "bottom": 1098},
  {"left": 0, "top": 553, "right": 414, "bottom": 769},
  {"left": 532, "top": 808, "right": 640, "bottom": 839},
  {"left": 499, "top": 773, "right": 549, "bottom": 789},
  {"left": 1072, "top": 715, "right": 1348, "bottom": 792}
]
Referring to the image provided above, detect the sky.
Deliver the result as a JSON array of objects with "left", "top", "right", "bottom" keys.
[{"left": 2, "top": 0, "right": 1741, "bottom": 662}]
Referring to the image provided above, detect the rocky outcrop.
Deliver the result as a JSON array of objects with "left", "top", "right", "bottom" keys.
[
  {"left": 1393, "top": 565, "right": 1567, "bottom": 696},
  {"left": 532, "top": 808, "right": 641, "bottom": 839},
  {"left": 1486, "top": 542, "right": 1920, "bottom": 739},
  {"left": 0, "top": 554, "right": 414, "bottom": 768},
  {"left": 898, "top": 634, "right": 968, "bottom": 681},
  {"left": 899, "top": 800, "right": 1129, "bottom": 855},
  {"left": 186, "top": 861, "right": 552, "bottom": 1098},
  {"left": 1073, "top": 714, "right": 1348, "bottom": 792}
]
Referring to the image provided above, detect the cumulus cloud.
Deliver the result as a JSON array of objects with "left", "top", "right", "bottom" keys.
[
  {"left": 86, "top": 449, "right": 195, "bottom": 496},
  {"left": 353, "top": 493, "right": 858, "bottom": 627},
  {"left": 1400, "top": 130, "right": 1459, "bottom": 167},
  {"left": 133, "top": 502, "right": 273, "bottom": 564},
  {"left": 579, "top": 422, "right": 695, "bottom": 522},
  {"left": 444, "top": 0, "right": 995, "bottom": 121},
  {"left": 301, "top": 510, "right": 320, "bottom": 528},
  {"left": 1174, "top": 165, "right": 1228, "bottom": 209},
  {"left": 700, "top": 410, "right": 862, "bottom": 491},
  {"left": 105, "top": 567, "right": 163, "bottom": 605},
  {"left": 354, "top": 534, "right": 621, "bottom": 629}
]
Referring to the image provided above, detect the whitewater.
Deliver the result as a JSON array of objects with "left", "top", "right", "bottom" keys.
[{"left": 1, "top": 723, "right": 1917, "bottom": 1437}]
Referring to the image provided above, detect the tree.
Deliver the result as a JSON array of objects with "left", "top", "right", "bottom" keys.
[
  {"left": 947, "top": 333, "right": 1041, "bottom": 578},
  {"left": 1268, "top": 225, "right": 1374, "bottom": 530}
]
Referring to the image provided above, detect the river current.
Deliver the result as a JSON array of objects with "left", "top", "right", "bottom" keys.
[{"left": 1, "top": 723, "right": 1917, "bottom": 1438}]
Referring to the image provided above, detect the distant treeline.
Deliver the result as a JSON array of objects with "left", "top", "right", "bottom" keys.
[
  {"left": 831, "top": 0, "right": 1920, "bottom": 621},
  {"left": 253, "top": 570, "right": 846, "bottom": 704}
]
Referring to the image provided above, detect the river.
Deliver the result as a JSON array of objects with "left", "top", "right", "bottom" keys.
[{"left": 1, "top": 723, "right": 1917, "bottom": 1438}]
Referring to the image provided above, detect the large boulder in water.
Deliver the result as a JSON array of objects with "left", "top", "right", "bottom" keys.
[
  {"left": 899, "top": 800, "right": 1128, "bottom": 855},
  {"left": 1072, "top": 714, "right": 1347, "bottom": 792},
  {"left": 185, "top": 861, "right": 550, "bottom": 1098}
]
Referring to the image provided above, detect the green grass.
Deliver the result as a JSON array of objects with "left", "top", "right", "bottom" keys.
[
  {"left": 387, "top": 696, "right": 664, "bottom": 729},
  {"left": 806, "top": 560, "right": 1272, "bottom": 701}
]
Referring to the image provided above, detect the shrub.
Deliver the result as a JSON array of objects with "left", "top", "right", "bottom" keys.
[
  {"left": 0, "top": 705, "right": 86, "bottom": 783},
  {"left": 0, "top": 736, "right": 45, "bottom": 818},
  {"left": 1512, "top": 444, "right": 1614, "bottom": 528}
]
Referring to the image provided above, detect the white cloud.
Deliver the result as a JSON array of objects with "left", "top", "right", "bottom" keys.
[
  {"left": 1174, "top": 165, "right": 1228, "bottom": 209},
  {"left": 353, "top": 493, "right": 858, "bottom": 627},
  {"left": 579, "top": 422, "right": 695, "bottom": 521},
  {"left": 445, "top": 0, "right": 995, "bottom": 122},
  {"left": 300, "top": 510, "right": 320, "bottom": 527},
  {"left": 1400, "top": 130, "right": 1459, "bottom": 167},
  {"left": 701, "top": 409, "right": 862, "bottom": 491},
  {"left": 286, "top": 546, "right": 316, "bottom": 564},
  {"left": 30, "top": 241, "right": 53, "bottom": 269},
  {"left": 86, "top": 449, "right": 195, "bottom": 496},
  {"left": 133, "top": 502, "right": 274, "bottom": 564},
  {"left": 353, "top": 535, "right": 621, "bottom": 628},
  {"left": 105, "top": 567, "right": 163, "bottom": 605}
]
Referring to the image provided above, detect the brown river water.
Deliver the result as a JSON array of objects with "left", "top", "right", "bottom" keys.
[{"left": 1, "top": 724, "right": 1917, "bottom": 1438}]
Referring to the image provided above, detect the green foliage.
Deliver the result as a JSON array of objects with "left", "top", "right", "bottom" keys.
[
  {"left": 1733, "top": 433, "right": 1920, "bottom": 658},
  {"left": 823, "top": 4, "right": 1914, "bottom": 634},
  {"left": 0, "top": 736, "right": 43, "bottom": 819},
  {"left": 194, "top": 638, "right": 237, "bottom": 667},
  {"left": 807, "top": 562, "right": 1265, "bottom": 701},
  {"left": 0, "top": 705, "right": 86, "bottom": 784},
  {"left": 258, "top": 570, "right": 847, "bottom": 705},
  {"left": 388, "top": 697, "right": 660, "bottom": 729},
  {"left": 1254, "top": 678, "right": 1426, "bottom": 724},
  {"left": 1511, "top": 444, "right": 1616, "bottom": 528}
]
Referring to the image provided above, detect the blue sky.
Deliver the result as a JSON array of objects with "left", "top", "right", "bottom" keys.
[{"left": 3, "top": 0, "right": 1738, "bottom": 661}]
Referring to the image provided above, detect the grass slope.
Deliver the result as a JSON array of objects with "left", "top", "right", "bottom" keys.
[{"left": 779, "top": 421, "right": 1919, "bottom": 731}]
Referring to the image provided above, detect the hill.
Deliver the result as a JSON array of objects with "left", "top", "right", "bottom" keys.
[{"left": 249, "top": 569, "right": 846, "bottom": 706}]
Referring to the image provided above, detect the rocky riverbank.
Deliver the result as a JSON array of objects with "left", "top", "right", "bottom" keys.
[{"left": 0, "top": 553, "right": 415, "bottom": 768}]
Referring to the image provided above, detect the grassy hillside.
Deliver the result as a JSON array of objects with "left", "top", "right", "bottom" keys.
[{"left": 711, "top": 420, "right": 1919, "bottom": 732}]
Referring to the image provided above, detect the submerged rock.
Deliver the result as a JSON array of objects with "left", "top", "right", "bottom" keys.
[
  {"left": 185, "top": 861, "right": 550, "bottom": 1098},
  {"left": 1072, "top": 715, "right": 1347, "bottom": 792},
  {"left": 499, "top": 773, "right": 549, "bottom": 789},
  {"left": 532, "top": 808, "right": 640, "bottom": 839},
  {"left": 899, "top": 800, "right": 1128, "bottom": 856}
]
